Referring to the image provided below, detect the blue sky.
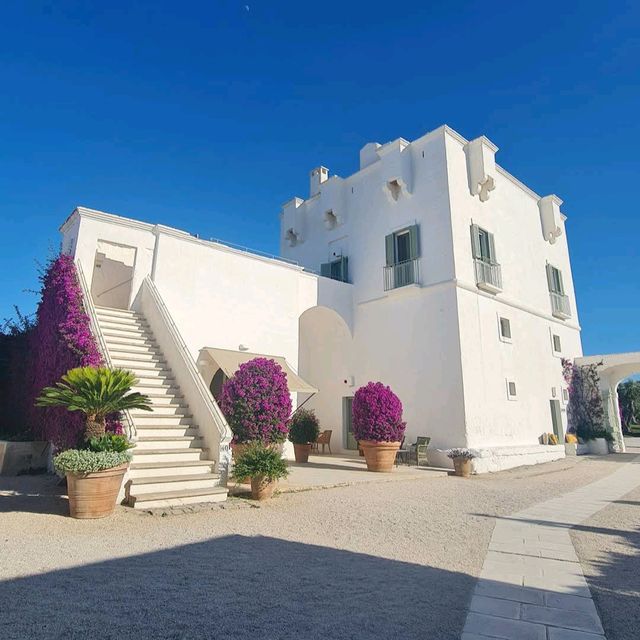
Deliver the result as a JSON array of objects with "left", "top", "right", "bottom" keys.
[{"left": 1, "top": 1, "right": 638, "bottom": 356}]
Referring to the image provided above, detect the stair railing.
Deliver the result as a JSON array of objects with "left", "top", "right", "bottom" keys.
[
  {"left": 137, "top": 277, "right": 233, "bottom": 479},
  {"left": 75, "top": 260, "right": 136, "bottom": 440}
]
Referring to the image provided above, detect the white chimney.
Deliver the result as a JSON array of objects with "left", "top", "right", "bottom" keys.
[{"left": 310, "top": 166, "right": 329, "bottom": 197}]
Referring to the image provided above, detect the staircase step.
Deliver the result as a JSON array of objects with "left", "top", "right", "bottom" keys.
[
  {"left": 129, "top": 486, "right": 228, "bottom": 509},
  {"left": 132, "top": 415, "right": 192, "bottom": 425},
  {"left": 105, "top": 335, "right": 157, "bottom": 348},
  {"left": 129, "top": 460, "right": 216, "bottom": 478},
  {"left": 135, "top": 426, "right": 198, "bottom": 438},
  {"left": 112, "top": 357, "right": 166, "bottom": 369},
  {"left": 134, "top": 436, "right": 202, "bottom": 450},
  {"left": 132, "top": 379, "right": 177, "bottom": 389},
  {"left": 95, "top": 306, "right": 139, "bottom": 318},
  {"left": 128, "top": 474, "right": 220, "bottom": 496},
  {"left": 100, "top": 317, "right": 149, "bottom": 330},
  {"left": 132, "top": 448, "right": 206, "bottom": 463},
  {"left": 106, "top": 343, "right": 160, "bottom": 355},
  {"left": 103, "top": 328, "right": 149, "bottom": 339}
]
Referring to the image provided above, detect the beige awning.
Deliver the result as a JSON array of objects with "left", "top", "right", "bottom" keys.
[{"left": 200, "top": 347, "right": 317, "bottom": 394}]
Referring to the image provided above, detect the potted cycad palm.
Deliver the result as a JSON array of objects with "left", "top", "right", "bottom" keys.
[
  {"left": 36, "top": 366, "right": 151, "bottom": 518},
  {"left": 288, "top": 408, "right": 320, "bottom": 463},
  {"left": 232, "top": 441, "right": 289, "bottom": 500}
]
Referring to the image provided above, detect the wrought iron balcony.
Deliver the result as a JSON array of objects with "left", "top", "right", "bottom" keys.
[
  {"left": 550, "top": 291, "right": 571, "bottom": 319},
  {"left": 474, "top": 259, "right": 503, "bottom": 293},
  {"left": 383, "top": 258, "right": 420, "bottom": 291}
]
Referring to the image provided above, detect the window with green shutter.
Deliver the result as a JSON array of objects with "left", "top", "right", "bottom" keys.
[
  {"left": 546, "top": 264, "right": 565, "bottom": 294},
  {"left": 320, "top": 256, "right": 349, "bottom": 283},
  {"left": 384, "top": 225, "right": 420, "bottom": 265},
  {"left": 470, "top": 224, "right": 497, "bottom": 264}
]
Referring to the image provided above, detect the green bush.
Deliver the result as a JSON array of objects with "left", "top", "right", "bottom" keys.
[
  {"left": 576, "top": 421, "right": 613, "bottom": 443},
  {"left": 53, "top": 449, "right": 132, "bottom": 475},
  {"left": 232, "top": 442, "right": 289, "bottom": 482},
  {"left": 288, "top": 408, "right": 320, "bottom": 445},
  {"left": 87, "top": 434, "right": 134, "bottom": 453}
]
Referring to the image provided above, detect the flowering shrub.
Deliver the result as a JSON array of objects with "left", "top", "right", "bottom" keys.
[
  {"left": 352, "top": 381, "right": 405, "bottom": 443},
  {"left": 562, "top": 358, "right": 606, "bottom": 441},
  {"left": 447, "top": 448, "right": 475, "bottom": 460},
  {"left": 221, "top": 357, "right": 292, "bottom": 444},
  {"left": 288, "top": 408, "right": 320, "bottom": 445},
  {"left": 25, "top": 255, "right": 121, "bottom": 449}
]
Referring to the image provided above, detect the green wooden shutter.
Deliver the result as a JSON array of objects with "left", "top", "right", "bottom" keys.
[
  {"left": 320, "top": 262, "right": 331, "bottom": 278},
  {"left": 488, "top": 232, "right": 497, "bottom": 265},
  {"left": 340, "top": 256, "right": 349, "bottom": 283},
  {"left": 408, "top": 224, "right": 420, "bottom": 259},
  {"left": 546, "top": 263, "right": 554, "bottom": 292},
  {"left": 470, "top": 224, "right": 481, "bottom": 259},
  {"left": 385, "top": 234, "right": 395, "bottom": 266},
  {"left": 556, "top": 269, "right": 565, "bottom": 295}
]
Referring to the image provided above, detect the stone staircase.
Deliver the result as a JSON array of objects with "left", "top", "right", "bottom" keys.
[{"left": 95, "top": 305, "right": 228, "bottom": 509}]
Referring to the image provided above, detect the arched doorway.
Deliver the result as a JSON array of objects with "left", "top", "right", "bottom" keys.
[
  {"left": 298, "top": 305, "right": 353, "bottom": 453},
  {"left": 575, "top": 352, "right": 640, "bottom": 452},
  {"left": 209, "top": 368, "right": 228, "bottom": 404}
]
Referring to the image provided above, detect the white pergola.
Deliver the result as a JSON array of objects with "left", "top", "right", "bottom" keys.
[{"left": 575, "top": 352, "right": 640, "bottom": 452}]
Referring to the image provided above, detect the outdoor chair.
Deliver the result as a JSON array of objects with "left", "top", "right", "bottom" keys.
[
  {"left": 412, "top": 436, "right": 430, "bottom": 466},
  {"left": 313, "top": 430, "right": 333, "bottom": 454},
  {"left": 395, "top": 437, "right": 410, "bottom": 466}
]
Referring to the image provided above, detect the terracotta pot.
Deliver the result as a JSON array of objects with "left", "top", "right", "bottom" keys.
[
  {"left": 452, "top": 458, "right": 472, "bottom": 478},
  {"left": 66, "top": 463, "right": 128, "bottom": 519},
  {"left": 293, "top": 443, "right": 311, "bottom": 463},
  {"left": 250, "top": 476, "right": 277, "bottom": 500},
  {"left": 359, "top": 440, "right": 400, "bottom": 472}
]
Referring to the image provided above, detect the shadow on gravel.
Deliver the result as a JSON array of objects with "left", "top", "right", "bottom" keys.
[
  {"left": 0, "top": 535, "right": 476, "bottom": 640},
  {"left": 0, "top": 475, "right": 67, "bottom": 515}
]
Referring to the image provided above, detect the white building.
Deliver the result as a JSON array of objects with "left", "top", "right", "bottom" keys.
[
  {"left": 61, "top": 125, "right": 585, "bottom": 507},
  {"left": 281, "top": 125, "right": 581, "bottom": 471}
]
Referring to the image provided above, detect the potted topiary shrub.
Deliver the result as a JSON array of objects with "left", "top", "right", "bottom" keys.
[
  {"left": 288, "top": 408, "right": 320, "bottom": 463},
  {"left": 447, "top": 448, "right": 476, "bottom": 478},
  {"left": 352, "top": 382, "right": 406, "bottom": 473},
  {"left": 221, "top": 357, "right": 292, "bottom": 461},
  {"left": 232, "top": 441, "right": 289, "bottom": 500},
  {"left": 36, "top": 367, "right": 151, "bottom": 518}
]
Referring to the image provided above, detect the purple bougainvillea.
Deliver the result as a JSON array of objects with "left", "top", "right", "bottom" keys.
[
  {"left": 221, "top": 357, "right": 292, "bottom": 444},
  {"left": 24, "top": 254, "right": 120, "bottom": 449},
  {"left": 352, "top": 381, "right": 406, "bottom": 443}
]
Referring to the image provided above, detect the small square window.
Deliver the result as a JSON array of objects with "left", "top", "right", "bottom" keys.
[
  {"left": 552, "top": 334, "right": 562, "bottom": 354},
  {"left": 499, "top": 317, "right": 512, "bottom": 341},
  {"left": 507, "top": 379, "right": 517, "bottom": 400}
]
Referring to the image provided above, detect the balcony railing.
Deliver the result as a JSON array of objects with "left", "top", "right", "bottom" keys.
[
  {"left": 383, "top": 258, "right": 420, "bottom": 291},
  {"left": 550, "top": 291, "right": 571, "bottom": 319},
  {"left": 474, "top": 259, "right": 503, "bottom": 293}
]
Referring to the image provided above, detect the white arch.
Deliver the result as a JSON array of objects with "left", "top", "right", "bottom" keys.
[
  {"left": 575, "top": 352, "right": 640, "bottom": 452},
  {"left": 298, "top": 305, "right": 354, "bottom": 452}
]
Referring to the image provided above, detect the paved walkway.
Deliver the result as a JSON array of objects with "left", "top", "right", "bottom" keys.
[{"left": 463, "top": 453, "right": 640, "bottom": 639}]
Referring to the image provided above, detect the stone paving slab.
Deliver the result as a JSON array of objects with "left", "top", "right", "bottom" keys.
[{"left": 462, "top": 455, "right": 640, "bottom": 639}]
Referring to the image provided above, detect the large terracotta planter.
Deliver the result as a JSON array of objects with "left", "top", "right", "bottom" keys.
[
  {"left": 66, "top": 463, "right": 128, "bottom": 519},
  {"left": 452, "top": 458, "right": 472, "bottom": 478},
  {"left": 359, "top": 440, "right": 400, "bottom": 472},
  {"left": 293, "top": 443, "right": 312, "bottom": 463},
  {"left": 250, "top": 476, "right": 277, "bottom": 501}
]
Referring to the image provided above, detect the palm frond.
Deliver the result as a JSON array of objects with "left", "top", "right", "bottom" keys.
[{"left": 36, "top": 367, "right": 152, "bottom": 418}]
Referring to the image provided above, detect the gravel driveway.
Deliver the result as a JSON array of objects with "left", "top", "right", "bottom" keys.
[
  {"left": 0, "top": 454, "right": 635, "bottom": 640},
  {"left": 572, "top": 483, "right": 640, "bottom": 640}
]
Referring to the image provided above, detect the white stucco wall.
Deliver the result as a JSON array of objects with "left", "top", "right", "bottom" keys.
[
  {"left": 281, "top": 124, "right": 584, "bottom": 466},
  {"left": 444, "top": 130, "right": 583, "bottom": 448}
]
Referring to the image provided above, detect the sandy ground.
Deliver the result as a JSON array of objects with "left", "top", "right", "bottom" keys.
[
  {"left": 0, "top": 452, "right": 636, "bottom": 640},
  {"left": 572, "top": 476, "right": 640, "bottom": 639}
]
